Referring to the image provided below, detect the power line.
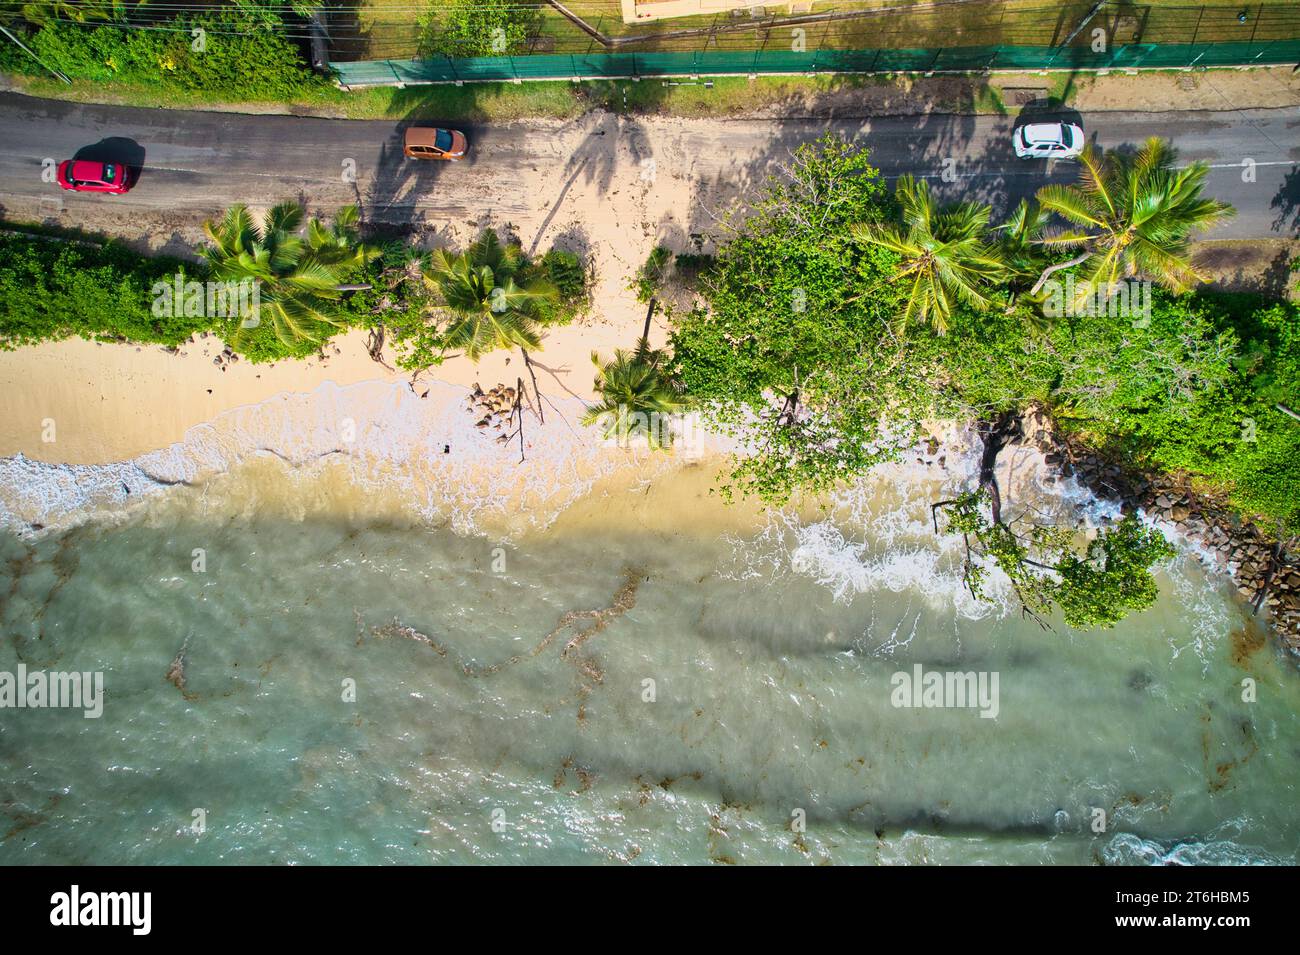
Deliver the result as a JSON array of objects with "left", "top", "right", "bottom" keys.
[{"left": 7, "top": 0, "right": 1294, "bottom": 58}]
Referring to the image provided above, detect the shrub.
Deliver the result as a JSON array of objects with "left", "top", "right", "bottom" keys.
[
  {"left": 0, "top": 231, "right": 206, "bottom": 348},
  {"left": 15, "top": 12, "right": 322, "bottom": 100},
  {"left": 416, "top": 0, "right": 540, "bottom": 58},
  {"left": 529, "top": 248, "right": 589, "bottom": 325}
]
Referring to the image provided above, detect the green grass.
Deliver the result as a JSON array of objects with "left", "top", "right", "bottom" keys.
[
  {"left": 350, "top": 0, "right": 1293, "bottom": 59},
  {"left": 11, "top": 71, "right": 1031, "bottom": 120},
  {"left": 971, "top": 83, "right": 1007, "bottom": 114},
  {"left": 11, "top": 75, "right": 590, "bottom": 121}
]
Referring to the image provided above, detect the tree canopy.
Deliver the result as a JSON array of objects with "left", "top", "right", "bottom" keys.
[
  {"left": 671, "top": 133, "right": 941, "bottom": 505},
  {"left": 669, "top": 132, "right": 1296, "bottom": 628}
]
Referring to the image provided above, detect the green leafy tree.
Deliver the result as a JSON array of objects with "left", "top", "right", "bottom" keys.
[
  {"left": 850, "top": 174, "right": 1006, "bottom": 335},
  {"left": 1033, "top": 138, "right": 1234, "bottom": 303},
  {"left": 671, "top": 133, "right": 940, "bottom": 504},
  {"left": 940, "top": 288, "right": 1299, "bottom": 537},
  {"left": 936, "top": 491, "right": 1175, "bottom": 629},
  {"left": 421, "top": 230, "right": 558, "bottom": 362},
  {"left": 201, "top": 202, "right": 374, "bottom": 357},
  {"left": 0, "top": 231, "right": 204, "bottom": 348}
]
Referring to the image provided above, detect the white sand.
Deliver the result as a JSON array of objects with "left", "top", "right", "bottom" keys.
[{"left": 0, "top": 313, "right": 671, "bottom": 465}]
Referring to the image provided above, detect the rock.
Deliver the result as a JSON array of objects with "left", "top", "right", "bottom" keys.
[{"left": 1171, "top": 505, "right": 1190, "bottom": 522}]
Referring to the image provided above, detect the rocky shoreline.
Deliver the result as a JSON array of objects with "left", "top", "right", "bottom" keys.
[{"left": 1025, "top": 417, "right": 1300, "bottom": 655}]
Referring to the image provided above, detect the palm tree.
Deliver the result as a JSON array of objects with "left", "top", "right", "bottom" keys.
[
  {"left": 583, "top": 302, "right": 685, "bottom": 450},
  {"left": 851, "top": 175, "right": 1007, "bottom": 335},
  {"left": 421, "top": 230, "right": 557, "bottom": 361},
  {"left": 992, "top": 197, "right": 1059, "bottom": 335},
  {"left": 998, "top": 198, "right": 1052, "bottom": 286},
  {"left": 1031, "top": 137, "right": 1234, "bottom": 303},
  {"left": 201, "top": 202, "right": 375, "bottom": 349},
  {"left": 305, "top": 203, "right": 371, "bottom": 273}
]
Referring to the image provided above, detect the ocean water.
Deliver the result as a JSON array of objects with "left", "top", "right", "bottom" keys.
[{"left": 1, "top": 434, "right": 1297, "bottom": 867}]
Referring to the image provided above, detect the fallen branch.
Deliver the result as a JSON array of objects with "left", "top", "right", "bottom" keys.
[
  {"left": 366, "top": 324, "right": 393, "bottom": 370},
  {"left": 520, "top": 348, "right": 545, "bottom": 424}
]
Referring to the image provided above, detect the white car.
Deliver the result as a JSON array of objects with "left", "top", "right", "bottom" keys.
[{"left": 1014, "top": 122, "right": 1084, "bottom": 159}]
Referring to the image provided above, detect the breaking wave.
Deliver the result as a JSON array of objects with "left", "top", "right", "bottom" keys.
[{"left": 0, "top": 379, "right": 727, "bottom": 540}]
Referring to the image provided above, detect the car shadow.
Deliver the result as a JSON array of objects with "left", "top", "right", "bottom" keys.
[
  {"left": 358, "top": 120, "right": 461, "bottom": 233},
  {"left": 72, "top": 137, "right": 147, "bottom": 185},
  {"left": 1013, "top": 100, "right": 1084, "bottom": 137}
]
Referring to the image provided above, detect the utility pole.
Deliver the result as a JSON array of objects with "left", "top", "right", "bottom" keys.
[
  {"left": 1046, "top": 0, "right": 1108, "bottom": 66},
  {"left": 0, "top": 24, "right": 71, "bottom": 84}
]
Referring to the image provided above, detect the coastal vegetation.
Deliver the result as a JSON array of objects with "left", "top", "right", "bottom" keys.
[
  {"left": 938, "top": 491, "right": 1176, "bottom": 630},
  {"left": 0, "top": 206, "right": 374, "bottom": 362},
  {"left": 202, "top": 201, "right": 377, "bottom": 360},
  {"left": 670, "top": 135, "right": 938, "bottom": 504},
  {"left": 668, "top": 133, "right": 1298, "bottom": 626},
  {"left": 585, "top": 304, "right": 685, "bottom": 450},
  {"left": 849, "top": 174, "right": 1006, "bottom": 334},
  {"left": 375, "top": 231, "right": 588, "bottom": 371},
  {"left": 0, "top": 228, "right": 204, "bottom": 347},
  {"left": 0, "top": 7, "right": 324, "bottom": 101},
  {"left": 417, "top": 229, "right": 558, "bottom": 361}
]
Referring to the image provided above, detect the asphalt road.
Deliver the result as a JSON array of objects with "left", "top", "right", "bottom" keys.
[{"left": 0, "top": 91, "right": 1296, "bottom": 240}]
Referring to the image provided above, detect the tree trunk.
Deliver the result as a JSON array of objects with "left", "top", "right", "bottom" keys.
[
  {"left": 976, "top": 411, "right": 1022, "bottom": 526},
  {"left": 641, "top": 298, "right": 656, "bottom": 343},
  {"left": 1251, "top": 538, "right": 1287, "bottom": 615},
  {"left": 1029, "top": 252, "right": 1092, "bottom": 296},
  {"left": 365, "top": 324, "right": 391, "bottom": 369}
]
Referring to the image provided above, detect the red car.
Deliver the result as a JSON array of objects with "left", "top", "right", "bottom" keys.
[{"left": 56, "top": 159, "right": 132, "bottom": 194}]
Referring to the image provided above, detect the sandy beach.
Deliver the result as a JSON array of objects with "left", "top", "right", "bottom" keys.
[
  {"left": 0, "top": 311, "right": 674, "bottom": 466},
  {"left": 0, "top": 106, "right": 712, "bottom": 466}
]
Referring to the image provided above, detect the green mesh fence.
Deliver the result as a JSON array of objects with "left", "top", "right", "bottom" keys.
[{"left": 333, "top": 39, "right": 1300, "bottom": 87}]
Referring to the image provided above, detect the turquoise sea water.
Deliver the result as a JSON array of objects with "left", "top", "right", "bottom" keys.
[{"left": 1, "top": 458, "right": 1298, "bottom": 865}]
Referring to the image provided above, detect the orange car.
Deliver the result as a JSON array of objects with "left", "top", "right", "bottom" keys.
[{"left": 403, "top": 127, "right": 468, "bottom": 161}]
